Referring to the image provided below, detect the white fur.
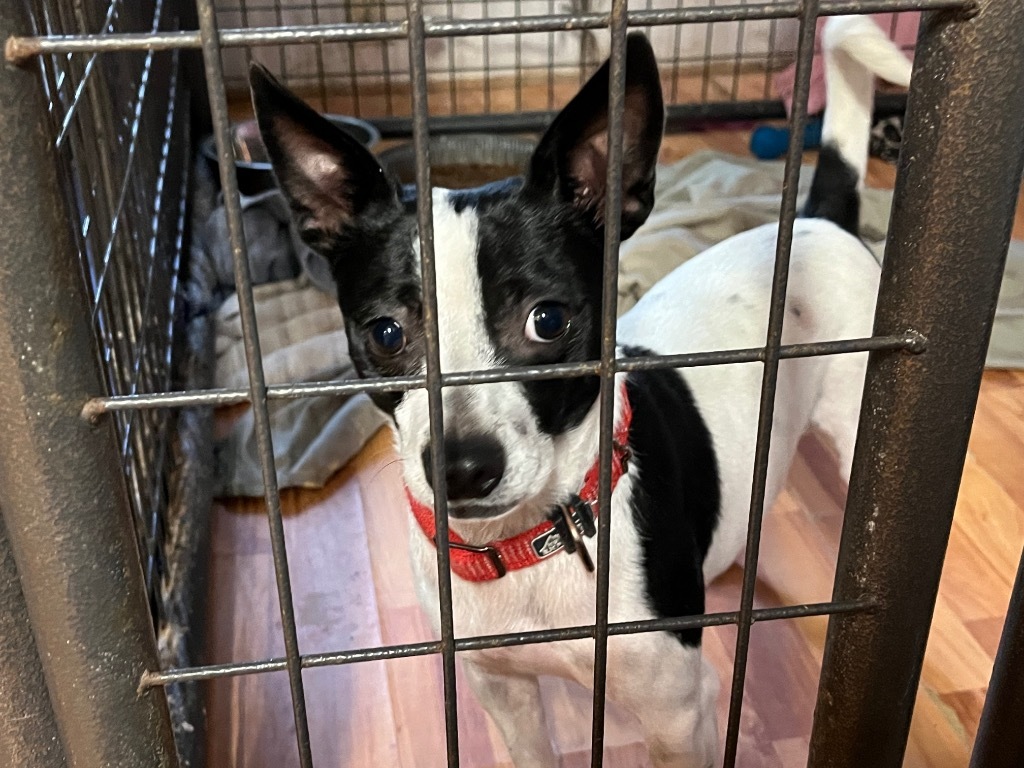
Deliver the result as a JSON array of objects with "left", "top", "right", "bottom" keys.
[
  {"left": 619, "top": 219, "right": 880, "bottom": 583},
  {"left": 395, "top": 19, "right": 905, "bottom": 768}
]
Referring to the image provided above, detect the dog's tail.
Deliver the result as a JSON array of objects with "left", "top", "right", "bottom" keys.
[{"left": 802, "top": 15, "right": 913, "bottom": 234}]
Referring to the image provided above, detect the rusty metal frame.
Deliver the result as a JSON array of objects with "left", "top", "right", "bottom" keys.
[
  {"left": 808, "top": 2, "right": 1024, "bottom": 763},
  {"left": 970, "top": 545, "right": 1024, "bottom": 768}
]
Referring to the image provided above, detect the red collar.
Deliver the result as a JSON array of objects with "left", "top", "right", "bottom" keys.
[{"left": 407, "top": 387, "right": 633, "bottom": 582}]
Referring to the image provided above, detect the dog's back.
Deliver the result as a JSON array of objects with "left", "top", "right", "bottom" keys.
[{"left": 619, "top": 16, "right": 912, "bottom": 580}]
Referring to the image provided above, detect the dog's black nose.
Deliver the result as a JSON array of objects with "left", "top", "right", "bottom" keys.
[{"left": 421, "top": 435, "right": 506, "bottom": 501}]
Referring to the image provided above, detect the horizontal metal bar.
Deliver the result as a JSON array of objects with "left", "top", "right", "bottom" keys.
[
  {"left": 83, "top": 332, "right": 924, "bottom": 417},
  {"left": 140, "top": 597, "right": 873, "bottom": 689},
  {"left": 370, "top": 93, "right": 910, "bottom": 139},
  {"left": 139, "top": 639, "right": 446, "bottom": 689},
  {"left": 619, "top": 331, "right": 925, "bottom": 372},
  {"left": 6, "top": 0, "right": 972, "bottom": 62}
]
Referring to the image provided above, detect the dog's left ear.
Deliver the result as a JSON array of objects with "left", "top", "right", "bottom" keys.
[
  {"left": 249, "top": 62, "right": 398, "bottom": 252},
  {"left": 526, "top": 32, "right": 664, "bottom": 241}
]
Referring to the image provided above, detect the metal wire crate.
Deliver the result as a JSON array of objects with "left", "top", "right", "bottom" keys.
[
  {"left": 214, "top": 0, "right": 792, "bottom": 121},
  {"left": 31, "top": 0, "right": 191, "bottom": 632},
  {"left": 1, "top": 0, "right": 1023, "bottom": 767},
  {"left": 208, "top": 0, "right": 918, "bottom": 138}
]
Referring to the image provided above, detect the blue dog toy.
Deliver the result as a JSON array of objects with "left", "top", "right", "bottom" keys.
[{"left": 750, "top": 117, "right": 823, "bottom": 159}]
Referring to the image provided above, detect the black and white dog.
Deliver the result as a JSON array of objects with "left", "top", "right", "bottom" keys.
[{"left": 250, "top": 16, "right": 910, "bottom": 767}]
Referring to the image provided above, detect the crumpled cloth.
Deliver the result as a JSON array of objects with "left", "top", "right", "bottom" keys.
[
  {"left": 197, "top": 187, "right": 336, "bottom": 300},
  {"left": 212, "top": 276, "right": 389, "bottom": 497},
  {"left": 617, "top": 150, "right": 893, "bottom": 315}
]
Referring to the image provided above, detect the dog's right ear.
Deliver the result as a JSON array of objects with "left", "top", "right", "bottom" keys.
[{"left": 249, "top": 63, "right": 397, "bottom": 249}]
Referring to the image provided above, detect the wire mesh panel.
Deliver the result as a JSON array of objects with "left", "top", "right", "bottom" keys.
[
  {"left": 0, "top": 0, "right": 200, "bottom": 765},
  {"left": 2, "top": 0, "right": 1023, "bottom": 767},
  {"left": 213, "top": 0, "right": 794, "bottom": 120},
  {"left": 24, "top": 0, "right": 192, "bottom": 630}
]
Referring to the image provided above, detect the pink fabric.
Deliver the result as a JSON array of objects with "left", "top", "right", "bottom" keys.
[{"left": 772, "top": 12, "right": 920, "bottom": 116}]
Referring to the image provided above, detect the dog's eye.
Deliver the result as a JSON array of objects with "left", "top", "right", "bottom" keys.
[
  {"left": 368, "top": 317, "right": 406, "bottom": 356},
  {"left": 525, "top": 302, "right": 570, "bottom": 343}
]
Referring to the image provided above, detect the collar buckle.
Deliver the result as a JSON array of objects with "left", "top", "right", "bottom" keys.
[
  {"left": 550, "top": 495, "right": 596, "bottom": 573},
  {"left": 442, "top": 539, "right": 507, "bottom": 578}
]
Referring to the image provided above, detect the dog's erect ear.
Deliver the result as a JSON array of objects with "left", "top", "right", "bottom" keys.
[
  {"left": 526, "top": 33, "right": 664, "bottom": 241},
  {"left": 249, "top": 63, "right": 397, "bottom": 247}
]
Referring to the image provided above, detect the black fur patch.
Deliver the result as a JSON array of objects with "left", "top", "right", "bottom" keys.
[
  {"left": 622, "top": 347, "right": 721, "bottom": 647},
  {"left": 474, "top": 190, "right": 605, "bottom": 434},
  {"left": 328, "top": 207, "right": 422, "bottom": 415},
  {"left": 802, "top": 144, "right": 860, "bottom": 236}
]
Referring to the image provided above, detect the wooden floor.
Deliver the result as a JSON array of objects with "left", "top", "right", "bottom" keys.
[{"left": 203, "top": 128, "right": 1024, "bottom": 767}]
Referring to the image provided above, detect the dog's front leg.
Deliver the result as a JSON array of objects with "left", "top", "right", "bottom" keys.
[
  {"left": 462, "top": 660, "right": 557, "bottom": 768},
  {"left": 608, "top": 636, "right": 719, "bottom": 768}
]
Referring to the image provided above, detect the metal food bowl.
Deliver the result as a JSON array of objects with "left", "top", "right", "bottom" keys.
[
  {"left": 378, "top": 134, "right": 537, "bottom": 190},
  {"left": 200, "top": 115, "right": 381, "bottom": 196}
]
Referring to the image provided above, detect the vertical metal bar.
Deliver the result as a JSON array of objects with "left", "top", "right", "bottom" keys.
[
  {"left": 191, "top": 2, "right": 315, "bottom": 766},
  {"left": 730, "top": 3, "right": 747, "bottom": 102},
  {"left": 589, "top": 1, "right": 628, "bottom": 765},
  {"left": 761, "top": 17, "right": 778, "bottom": 99},
  {"left": 546, "top": 16, "right": 555, "bottom": 108},
  {"left": 513, "top": 0, "right": 522, "bottom": 111},
  {"left": 407, "top": 0, "right": 461, "bottom": 765},
  {"left": 807, "top": 1, "right": 1024, "bottom": 765},
  {"left": 0, "top": 517, "right": 67, "bottom": 768},
  {"left": 481, "top": 0, "right": 492, "bottom": 112},
  {"left": 380, "top": 37, "right": 395, "bottom": 115},
  {"left": 721, "top": 1, "right": 818, "bottom": 765},
  {"left": 345, "top": 38, "right": 363, "bottom": 116},
  {"left": 0, "top": 3, "right": 177, "bottom": 765},
  {"left": 272, "top": 0, "right": 288, "bottom": 84},
  {"left": 669, "top": 9, "right": 683, "bottom": 103},
  {"left": 445, "top": 0, "right": 458, "bottom": 113},
  {"left": 308, "top": 3, "right": 330, "bottom": 112},
  {"left": 971, "top": 545, "right": 1024, "bottom": 768},
  {"left": 700, "top": 1, "right": 716, "bottom": 102}
]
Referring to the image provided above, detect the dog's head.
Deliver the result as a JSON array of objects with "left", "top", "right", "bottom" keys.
[{"left": 251, "top": 34, "right": 663, "bottom": 520}]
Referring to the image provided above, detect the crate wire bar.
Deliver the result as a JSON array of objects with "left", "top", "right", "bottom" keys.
[
  {"left": 720, "top": 0, "right": 818, "bottom": 760},
  {"left": 589, "top": 1, "right": 628, "bottom": 761},
  {"left": 406, "top": 0, "right": 462, "bottom": 760},
  {"left": 194, "top": 1, "right": 317, "bottom": 765},
  {"left": 2, "top": 0, "right": 1024, "bottom": 767}
]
